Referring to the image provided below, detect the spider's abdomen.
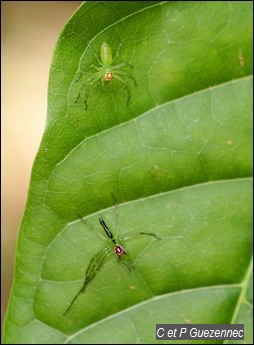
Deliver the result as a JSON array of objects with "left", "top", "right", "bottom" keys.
[{"left": 100, "top": 41, "right": 112, "bottom": 65}]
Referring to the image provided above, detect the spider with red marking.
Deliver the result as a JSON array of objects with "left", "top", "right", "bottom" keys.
[{"left": 63, "top": 207, "right": 161, "bottom": 316}]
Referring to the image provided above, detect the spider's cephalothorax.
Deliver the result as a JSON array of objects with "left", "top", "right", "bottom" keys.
[
  {"left": 75, "top": 41, "right": 137, "bottom": 110},
  {"left": 114, "top": 244, "right": 125, "bottom": 256},
  {"left": 104, "top": 70, "right": 113, "bottom": 81}
]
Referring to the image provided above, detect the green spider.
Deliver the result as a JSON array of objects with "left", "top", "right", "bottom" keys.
[
  {"left": 63, "top": 207, "right": 161, "bottom": 315},
  {"left": 75, "top": 41, "right": 137, "bottom": 110}
]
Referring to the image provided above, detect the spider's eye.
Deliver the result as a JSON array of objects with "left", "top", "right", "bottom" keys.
[{"left": 105, "top": 71, "right": 113, "bottom": 81}]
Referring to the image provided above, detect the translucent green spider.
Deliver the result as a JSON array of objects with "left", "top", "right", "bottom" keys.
[
  {"left": 75, "top": 41, "right": 137, "bottom": 110},
  {"left": 63, "top": 205, "right": 161, "bottom": 315}
]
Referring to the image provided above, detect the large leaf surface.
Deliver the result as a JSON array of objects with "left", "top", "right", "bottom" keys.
[{"left": 3, "top": 1, "right": 252, "bottom": 344}]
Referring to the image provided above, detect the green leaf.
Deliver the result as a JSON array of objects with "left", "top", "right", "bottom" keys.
[{"left": 3, "top": 1, "right": 252, "bottom": 344}]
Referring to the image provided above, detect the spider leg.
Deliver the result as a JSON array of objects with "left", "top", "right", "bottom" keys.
[
  {"left": 121, "top": 258, "right": 135, "bottom": 272},
  {"left": 113, "top": 69, "right": 137, "bottom": 86},
  {"left": 102, "top": 78, "right": 111, "bottom": 89},
  {"left": 75, "top": 63, "right": 100, "bottom": 87},
  {"left": 75, "top": 71, "right": 84, "bottom": 83},
  {"left": 75, "top": 74, "right": 97, "bottom": 103},
  {"left": 85, "top": 41, "right": 103, "bottom": 66},
  {"left": 85, "top": 74, "right": 103, "bottom": 109},
  {"left": 118, "top": 231, "right": 161, "bottom": 272},
  {"left": 78, "top": 213, "right": 107, "bottom": 241},
  {"left": 63, "top": 247, "right": 110, "bottom": 315},
  {"left": 75, "top": 73, "right": 101, "bottom": 110},
  {"left": 89, "top": 64, "right": 101, "bottom": 72},
  {"left": 113, "top": 74, "right": 131, "bottom": 106},
  {"left": 113, "top": 62, "right": 133, "bottom": 69},
  {"left": 122, "top": 232, "right": 161, "bottom": 241},
  {"left": 113, "top": 197, "right": 119, "bottom": 239},
  {"left": 111, "top": 41, "right": 122, "bottom": 64}
]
